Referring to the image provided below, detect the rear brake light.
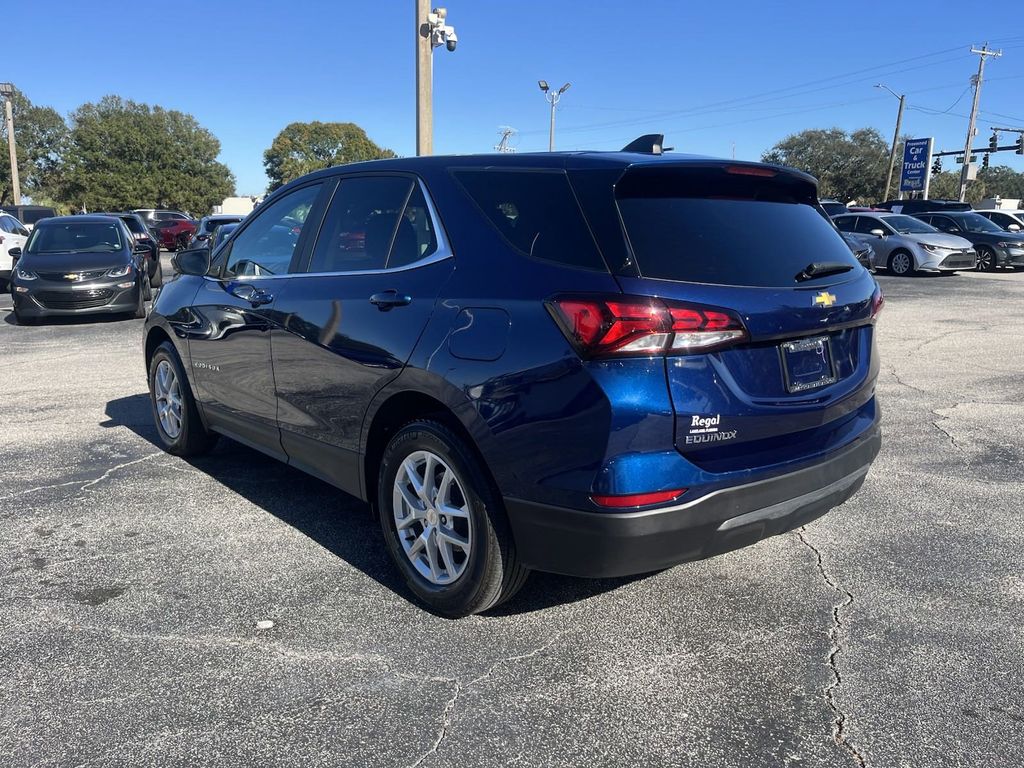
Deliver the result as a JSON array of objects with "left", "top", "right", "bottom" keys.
[
  {"left": 592, "top": 489, "right": 687, "bottom": 508},
  {"left": 548, "top": 295, "right": 747, "bottom": 358},
  {"left": 724, "top": 164, "right": 777, "bottom": 178},
  {"left": 871, "top": 285, "right": 884, "bottom": 318}
]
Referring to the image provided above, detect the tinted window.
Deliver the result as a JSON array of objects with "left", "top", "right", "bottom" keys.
[
  {"left": 820, "top": 201, "right": 848, "bottom": 216},
  {"left": 853, "top": 218, "right": 886, "bottom": 235},
  {"left": 0, "top": 216, "right": 15, "bottom": 233},
  {"left": 833, "top": 216, "right": 857, "bottom": 233},
  {"left": 121, "top": 216, "right": 146, "bottom": 234},
  {"left": 454, "top": 169, "right": 606, "bottom": 271},
  {"left": 224, "top": 184, "right": 321, "bottom": 277},
  {"left": 307, "top": 176, "right": 412, "bottom": 273},
  {"left": 617, "top": 171, "right": 859, "bottom": 287},
  {"left": 20, "top": 208, "right": 55, "bottom": 225},
  {"left": 388, "top": 183, "right": 439, "bottom": 269},
  {"left": 951, "top": 213, "right": 1004, "bottom": 234},
  {"left": 26, "top": 222, "right": 123, "bottom": 254}
]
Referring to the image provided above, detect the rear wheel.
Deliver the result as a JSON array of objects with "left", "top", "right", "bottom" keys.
[
  {"left": 378, "top": 420, "right": 528, "bottom": 617},
  {"left": 976, "top": 246, "right": 998, "bottom": 272},
  {"left": 150, "top": 257, "right": 163, "bottom": 287},
  {"left": 888, "top": 250, "right": 914, "bottom": 276},
  {"left": 148, "top": 341, "right": 218, "bottom": 456}
]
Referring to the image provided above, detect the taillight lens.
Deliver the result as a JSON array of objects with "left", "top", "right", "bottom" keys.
[
  {"left": 548, "top": 295, "right": 747, "bottom": 358},
  {"left": 592, "top": 488, "right": 687, "bottom": 508},
  {"left": 871, "top": 285, "right": 884, "bottom": 318}
]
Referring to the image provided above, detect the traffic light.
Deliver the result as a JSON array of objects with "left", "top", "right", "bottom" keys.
[
  {"left": 932, "top": 158, "right": 942, "bottom": 174},
  {"left": 989, "top": 132, "right": 999, "bottom": 150},
  {"left": 1017, "top": 133, "right": 1024, "bottom": 155},
  {"left": 983, "top": 152, "right": 990, "bottom": 169}
]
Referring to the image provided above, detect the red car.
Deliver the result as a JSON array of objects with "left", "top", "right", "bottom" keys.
[{"left": 152, "top": 219, "right": 197, "bottom": 250}]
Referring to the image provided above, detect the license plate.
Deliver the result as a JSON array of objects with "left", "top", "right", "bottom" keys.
[{"left": 780, "top": 336, "right": 837, "bottom": 393}]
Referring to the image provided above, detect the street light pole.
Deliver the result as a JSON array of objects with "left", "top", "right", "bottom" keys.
[
  {"left": 876, "top": 84, "right": 905, "bottom": 201},
  {"left": 538, "top": 81, "right": 571, "bottom": 152},
  {"left": 415, "top": 4, "right": 458, "bottom": 157},
  {"left": 0, "top": 83, "right": 21, "bottom": 206}
]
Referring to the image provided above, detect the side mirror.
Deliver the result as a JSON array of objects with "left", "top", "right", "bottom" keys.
[
  {"left": 948, "top": 227, "right": 960, "bottom": 233},
  {"left": 869, "top": 229, "right": 885, "bottom": 238},
  {"left": 171, "top": 247, "right": 211, "bottom": 276},
  {"left": 133, "top": 241, "right": 150, "bottom": 255},
  {"left": 1007, "top": 223, "right": 1021, "bottom": 232},
  {"left": 9, "top": 247, "right": 22, "bottom": 259}
]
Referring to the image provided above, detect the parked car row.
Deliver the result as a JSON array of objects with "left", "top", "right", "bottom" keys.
[{"left": 826, "top": 200, "right": 1024, "bottom": 276}]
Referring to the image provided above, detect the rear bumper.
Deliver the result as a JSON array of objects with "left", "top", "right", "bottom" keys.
[{"left": 505, "top": 422, "right": 882, "bottom": 578}]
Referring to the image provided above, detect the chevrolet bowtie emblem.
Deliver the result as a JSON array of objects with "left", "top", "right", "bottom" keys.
[
  {"left": 64, "top": 273, "right": 82, "bottom": 281},
  {"left": 813, "top": 291, "right": 837, "bottom": 307}
]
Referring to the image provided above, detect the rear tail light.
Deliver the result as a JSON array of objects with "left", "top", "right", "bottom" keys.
[
  {"left": 548, "top": 295, "right": 747, "bottom": 358},
  {"left": 724, "top": 164, "right": 777, "bottom": 178},
  {"left": 871, "top": 285, "right": 884, "bottom": 318},
  {"left": 592, "top": 488, "right": 687, "bottom": 508}
]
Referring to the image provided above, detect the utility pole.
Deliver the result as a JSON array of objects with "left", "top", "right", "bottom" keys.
[
  {"left": 0, "top": 83, "right": 21, "bottom": 206},
  {"left": 875, "top": 84, "right": 905, "bottom": 201},
  {"left": 494, "top": 126, "right": 516, "bottom": 153},
  {"left": 538, "top": 81, "right": 571, "bottom": 151},
  {"left": 958, "top": 44, "right": 1001, "bottom": 202},
  {"left": 415, "top": 4, "right": 457, "bottom": 156}
]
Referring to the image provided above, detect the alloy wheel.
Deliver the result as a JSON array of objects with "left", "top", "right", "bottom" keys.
[
  {"left": 891, "top": 252, "right": 911, "bottom": 275},
  {"left": 154, "top": 359, "right": 183, "bottom": 439},
  {"left": 392, "top": 450, "right": 473, "bottom": 585}
]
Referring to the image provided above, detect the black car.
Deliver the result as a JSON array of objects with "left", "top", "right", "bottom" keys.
[
  {"left": 1, "top": 204, "right": 57, "bottom": 230},
  {"left": 94, "top": 212, "right": 163, "bottom": 286},
  {"left": 208, "top": 221, "right": 240, "bottom": 254},
  {"left": 911, "top": 211, "right": 1024, "bottom": 271},
  {"left": 875, "top": 199, "right": 972, "bottom": 215},
  {"left": 188, "top": 215, "right": 245, "bottom": 249},
  {"left": 144, "top": 150, "right": 882, "bottom": 616},
  {"left": 840, "top": 231, "right": 875, "bottom": 272},
  {"left": 10, "top": 216, "right": 152, "bottom": 324}
]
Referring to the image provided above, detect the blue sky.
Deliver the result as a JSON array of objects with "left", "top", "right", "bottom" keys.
[{"left": 6, "top": 1, "right": 1024, "bottom": 194}]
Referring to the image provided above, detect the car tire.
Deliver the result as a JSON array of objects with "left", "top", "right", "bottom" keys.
[
  {"left": 976, "top": 246, "right": 998, "bottom": 273},
  {"left": 135, "top": 276, "right": 150, "bottom": 316},
  {"left": 148, "top": 341, "right": 218, "bottom": 456},
  {"left": 378, "top": 420, "right": 529, "bottom": 618},
  {"left": 888, "top": 250, "right": 914, "bottom": 276},
  {"left": 13, "top": 306, "right": 35, "bottom": 325},
  {"left": 150, "top": 258, "right": 163, "bottom": 287}
]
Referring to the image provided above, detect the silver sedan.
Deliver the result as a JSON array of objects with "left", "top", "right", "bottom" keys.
[{"left": 833, "top": 212, "right": 977, "bottom": 276}]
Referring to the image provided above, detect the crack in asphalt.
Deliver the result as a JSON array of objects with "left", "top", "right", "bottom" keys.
[
  {"left": 797, "top": 528, "right": 868, "bottom": 768},
  {"left": 0, "top": 451, "right": 163, "bottom": 503},
  {"left": 407, "top": 632, "right": 565, "bottom": 768}
]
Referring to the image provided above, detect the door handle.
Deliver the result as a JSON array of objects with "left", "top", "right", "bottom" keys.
[
  {"left": 230, "top": 283, "right": 274, "bottom": 307},
  {"left": 369, "top": 291, "right": 412, "bottom": 311}
]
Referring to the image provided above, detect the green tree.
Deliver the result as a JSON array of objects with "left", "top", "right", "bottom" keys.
[
  {"left": 263, "top": 121, "right": 396, "bottom": 191},
  {"left": 762, "top": 127, "right": 895, "bottom": 203},
  {"left": 0, "top": 87, "right": 69, "bottom": 205},
  {"left": 62, "top": 96, "right": 234, "bottom": 213}
]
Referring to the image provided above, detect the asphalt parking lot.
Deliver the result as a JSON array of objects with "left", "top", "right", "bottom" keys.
[{"left": 2, "top": 258, "right": 1022, "bottom": 768}]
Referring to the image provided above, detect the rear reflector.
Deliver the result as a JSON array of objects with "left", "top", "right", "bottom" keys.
[
  {"left": 548, "top": 294, "right": 747, "bottom": 358},
  {"left": 592, "top": 489, "right": 687, "bottom": 508},
  {"left": 871, "top": 285, "right": 884, "bottom": 318}
]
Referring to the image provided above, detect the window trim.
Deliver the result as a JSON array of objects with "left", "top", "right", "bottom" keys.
[{"left": 293, "top": 173, "right": 453, "bottom": 278}]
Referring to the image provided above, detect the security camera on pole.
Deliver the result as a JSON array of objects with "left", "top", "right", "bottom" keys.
[
  {"left": 415, "top": 3, "right": 457, "bottom": 156},
  {"left": 538, "top": 81, "right": 571, "bottom": 152}
]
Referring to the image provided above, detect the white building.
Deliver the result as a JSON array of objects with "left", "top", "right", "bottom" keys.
[{"left": 213, "top": 196, "right": 263, "bottom": 216}]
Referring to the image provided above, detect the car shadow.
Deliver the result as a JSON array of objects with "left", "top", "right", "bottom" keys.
[
  {"left": 4, "top": 311, "right": 137, "bottom": 326},
  {"left": 103, "top": 394, "right": 640, "bottom": 617}
]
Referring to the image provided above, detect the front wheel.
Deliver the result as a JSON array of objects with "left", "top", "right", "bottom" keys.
[
  {"left": 148, "top": 341, "right": 218, "bottom": 456},
  {"left": 378, "top": 420, "right": 528, "bottom": 617},
  {"left": 976, "top": 246, "right": 998, "bottom": 273},
  {"left": 888, "top": 250, "right": 914, "bottom": 276}
]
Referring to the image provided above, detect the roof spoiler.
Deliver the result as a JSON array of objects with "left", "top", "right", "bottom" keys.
[{"left": 621, "top": 134, "right": 672, "bottom": 155}]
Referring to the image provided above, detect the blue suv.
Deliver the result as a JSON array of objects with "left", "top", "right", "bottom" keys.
[{"left": 144, "top": 151, "right": 882, "bottom": 616}]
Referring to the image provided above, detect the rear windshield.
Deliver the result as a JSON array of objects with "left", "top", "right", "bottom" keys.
[
  {"left": 121, "top": 217, "right": 146, "bottom": 234},
  {"left": 617, "top": 168, "right": 860, "bottom": 287},
  {"left": 203, "top": 217, "right": 242, "bottom": 232},
  {"left": 18, "top": 208, "right": 55, "bottom": 225},
  {"left": 26, "top": 222, "right": 123, "bottom": 254}
]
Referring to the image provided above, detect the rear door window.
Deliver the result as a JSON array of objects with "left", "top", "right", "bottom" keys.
[
  {"left": 454, "top": 169, "right": 606, "bottom": 271},
  {"left": 616, "top": 167, "right": 859, "bottom": 287},
  {"left": 307, "top": 176, "right": 413, "bottom": 273}
]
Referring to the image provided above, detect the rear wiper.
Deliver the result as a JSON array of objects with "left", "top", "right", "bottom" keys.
[{"left": 795, "top": 261, "right": 854, "bottom": 282}]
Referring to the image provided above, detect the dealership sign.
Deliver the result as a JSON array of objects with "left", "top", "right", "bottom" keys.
[{"left": 899, "top": 137, "right": 934, "bottom": 195}]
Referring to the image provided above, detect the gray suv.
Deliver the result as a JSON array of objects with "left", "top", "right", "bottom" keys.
[{"left": 833, "top": 212, "right": 976, "bottom": 276}]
